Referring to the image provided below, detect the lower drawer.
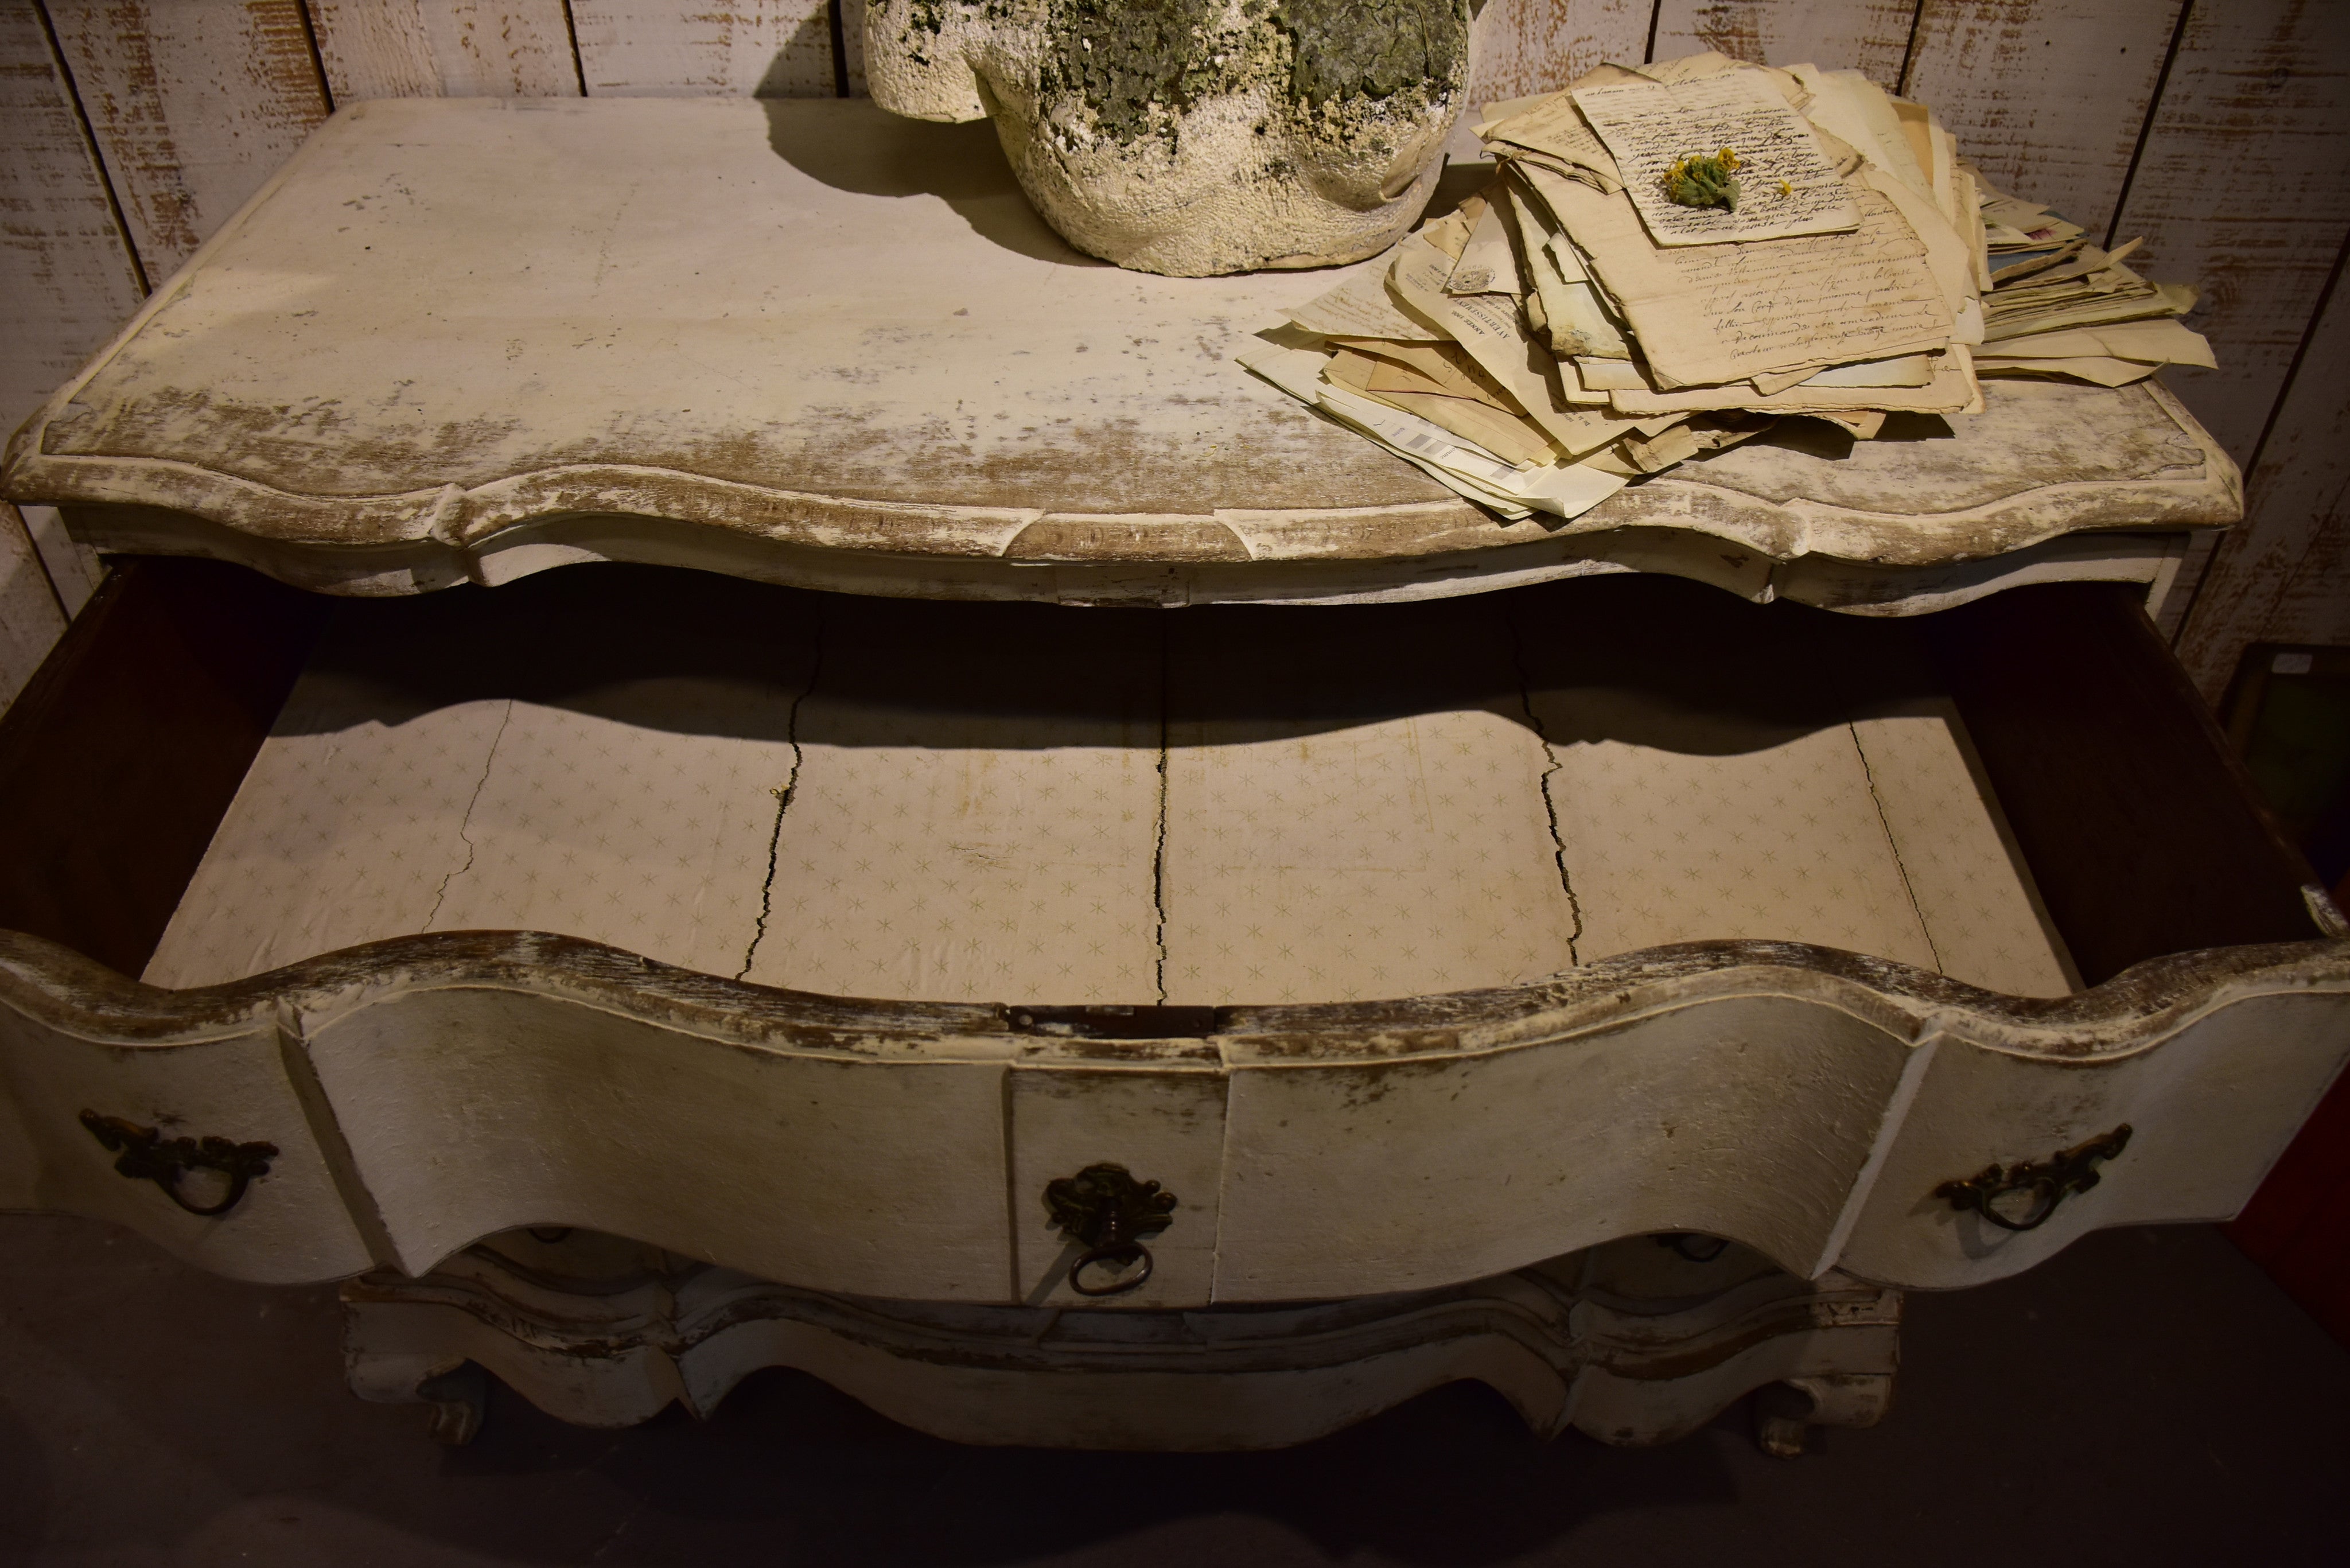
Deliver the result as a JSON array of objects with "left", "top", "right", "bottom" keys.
[{"left": 0, "top": 562, "right": 2341, "bottom": 1303}]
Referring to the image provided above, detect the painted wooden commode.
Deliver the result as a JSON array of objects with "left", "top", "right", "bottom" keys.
[{"left": 2, "top": 97, "right": 2343, "bottom": 1454}]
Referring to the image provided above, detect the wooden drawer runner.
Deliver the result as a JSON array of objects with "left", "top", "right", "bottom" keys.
[{"left": 0, "top": 562, "right": 2340, "bottom": 1302}]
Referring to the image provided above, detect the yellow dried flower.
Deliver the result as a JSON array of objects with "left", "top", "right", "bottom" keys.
[{"left": 1663, "top": 146, "right": 1742, "bottom": 211}]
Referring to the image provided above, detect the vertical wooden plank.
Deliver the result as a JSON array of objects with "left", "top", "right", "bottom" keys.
[
  {"left": 45, "top": 0, "right": 331, "bottom": 279},
  {"left": 0, "top": 0, "right": 147, "bottom": 437},
  {"left": 569, "top": 1, "right": 835, "bottom": 96},
  {"left": 836, "top": 0, "right": 862, "bottom": 95},
  {"left": 0, "top": 503, "right": 67, "bottom": 715},
  {"left": 2175, "top": 250, "right": 2350, "bottom": 702},
  {"left": 2106, "top": 0, "right": 2350, "bottom": 469},
  {"left": 14, "top": 506, "right": 100, "bottom": 618},
  {"left": 1902, "top": 0, "right": 2182, "bottom": 243},
  {"left": 308, "top": 0, "right": 581, "bottom": 99},
  {"left": 2150, "top": 528, "right": 2217, "bottom": 642},
  {"left": 1650, "top": 0, "right": 1921, "bottom": 88},
  {"left": 1466, "top": 0, "right": 1654, "bottom": 104}
]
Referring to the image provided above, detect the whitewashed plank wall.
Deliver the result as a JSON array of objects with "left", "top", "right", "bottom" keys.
[
  {"left": 2121, "top": 0, "right": 2350, "bottom": 668},
  {"left": 570, "top": 2, "right": 837, "bottom": 96},
  {"left": 0, "top": 1, "right": 134, "bottom": 632},
  {"left": 1649, "top": 0, "right": 1917, "bottom": 89},
  {"left": 2176, "top": 254, "right": 2350, "bottom": 696},
  {"left": 43, "top": 0, "right": 330, "bottom": 277},
  {"left": 309, "top": 0, "right": 581, "bottom": 99},
  {"left": 1, "top": 0, "right": 2345, "bottom": 711},
  {"left": 1466, "top": 0, "right": 1651, "bottom": 102},
  {"left": 0, "top": 1, "right": 145, "bottom": 432},
  {"left": 0, "top": 503, "right": 64, "bottom": 713},
  {"left": 2115, "top": 0, "right": 2350, "bottom": 469},
  {"left": 1902, "top": 0, "right": 2185, "bottom": 246}
]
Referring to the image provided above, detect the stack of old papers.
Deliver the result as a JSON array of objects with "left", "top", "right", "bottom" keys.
[
  {"left": 1967, "top": 174, "right": 2212, "bottom": 386},
  {"left": 1239, "top": 50, "right": 2213, "bottom": 522}
]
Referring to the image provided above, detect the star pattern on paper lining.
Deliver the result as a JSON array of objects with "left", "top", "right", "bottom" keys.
[
  {"left": 427, "top": 687, "right": 797, "bottom": 980},
  {"left": 1164, "top": 706, "right": 1577, "bottom": 1005},
  {"left": 1548, "top": 722, "right": 1940, "bottom": 970},
  {"left": 150, "top": 624, "right": 2074, "bottom": 1007},
  {"left": 1847, "top": 705, "right": 2076, "bottom": 997},
  {"left": 748, "top": 732, "right": 1160, "bottom": 1004},
  {"left": 143, "top": 676, "right": 505, "bottom": 988}
]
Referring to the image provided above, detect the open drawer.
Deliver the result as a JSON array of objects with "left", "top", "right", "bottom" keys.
[{"left": 0, "top": 561, "right": 2341, "bottom": 1307}]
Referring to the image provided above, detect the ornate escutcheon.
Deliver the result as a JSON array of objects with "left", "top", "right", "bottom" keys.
[
  {"left": 79, "top": 1110, "right": 279, "bottom": 1218},
  {"left": 1043, "top": 1162, "right": 1177, "bottom": 1298},
  {"left": 1935, "top": 1125, "right": 2133, "bottom": 1233}
]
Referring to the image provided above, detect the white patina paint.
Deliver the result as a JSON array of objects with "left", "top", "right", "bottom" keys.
[{"left": 0, "top": 98, "right": 2241, "bottom": 613}]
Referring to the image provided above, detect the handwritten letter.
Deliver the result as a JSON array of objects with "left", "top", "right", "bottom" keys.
[
  {"left": 1572, "top": 74, "right": 1860, "bottom": 246},
  {"left": 1531, "top": 169, "right": 1952, "bottom": 387}
]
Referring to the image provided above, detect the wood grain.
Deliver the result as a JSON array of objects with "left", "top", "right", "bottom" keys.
[
  {"left": 0, "top": 0, "right": 147, "bottom": 437},
  {"left": 1465, "top": 0, "right": 1654, "bottom": 105},
  {"left": 12, "top": 505, "right": 100, "bottom": 618},
  {"left": 0, "top": 502, "right": 65, "bottom": 714},
  {"left": 836, "top": 0, "right": 863, "bottom": 95},
  {"left": 570, "top": 0, "right": 836, "bottom": 96},
  {"left": 1651, "top": 0, "right": 1920, "bottom": 88},
  {"left": 1902, "top": 0, "right": 2182, "bottom": 244},
  {"left": 2150, "top": 526, "right": 2217, "bottom": 641},
  {"left": 2176, "top": 248, "right": 2350, "bottom": 702},
  {"left": 0, "top": 99, "right": 2242, "bottom": 615},
  {"left": 308, "top": 0, "right": 581, "bottom": 99},
  {"left": 2106, "top": 0, "right": 2350, "bottom": 468},
  {"left": 44, "top": 0, "right": 329, "bottom": 279},
  {"left": 1924, "top": 581, "right": 2323, "bottom": 983},
  {"left": 0, "top": 557, "right": 325, "bottom": 977}
]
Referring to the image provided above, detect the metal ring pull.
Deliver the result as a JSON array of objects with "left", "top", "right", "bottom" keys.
[
  {"left": 1069, "top": 1239, "right": 1155, "bottom": 1297},
  {"left": 80, "top": 1110, "right": 278, "bottom": 1218},
  {"left": 1044, "top": 1162, "right": 1176, "bottom": 1299},
  {"left": 1654, "top": 1232, "right": 1732, "bottom": 1263},
  {"left": 1935, "top": 1125, "right": 2132, "bottom": 1233}
]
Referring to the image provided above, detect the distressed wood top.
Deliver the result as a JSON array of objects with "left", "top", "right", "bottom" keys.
[{"left": 2, "top": 96, "right": 2240, "bottom": 602}]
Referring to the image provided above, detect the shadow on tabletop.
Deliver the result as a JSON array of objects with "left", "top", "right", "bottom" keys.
[
  {"left": 269, "top": 566, "right": 1945, "bottom": 765},
  {"left": 760, "top": 99, "right": 1108, "bottom": 270},
  {"left": 751, "top": 19, "right": 832, "bottom": 100},
  {"left": 1748, "top": 413, "right": 1956, "bottom": 466},
  {"left": 758, "top": 87, "right": 1480, "bottom": 278}
]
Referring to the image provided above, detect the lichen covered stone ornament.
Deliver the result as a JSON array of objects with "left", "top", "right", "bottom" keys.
[{"left": 866, "top": 0, "right": 1472, "bottom": 276}]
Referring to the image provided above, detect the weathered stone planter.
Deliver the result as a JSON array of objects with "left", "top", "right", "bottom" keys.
[{"left": 864, "top": 0, "right": 1471, "bottom": 275}]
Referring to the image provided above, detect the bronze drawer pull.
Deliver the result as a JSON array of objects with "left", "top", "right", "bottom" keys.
[
  {"left": 1045, "top": 1163, "right": 1177, "bottom": 1298},
  {"left": 79, "top": 1111, "right": 278, "bottom": 1218},
  {"left": 1935, "top": 1125, "right": 2132, "bottom": 1233}
]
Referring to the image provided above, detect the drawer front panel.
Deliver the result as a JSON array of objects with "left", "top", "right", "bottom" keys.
[
  {"left": 0, "top": 1003, "right": 373, "bottom": 1282},
  {"left": 1843, "top": 990, "right": 2350, "bottom": 1286},
  {"left": 302, "top": 985, "right": 1013, "bottom": 1299},
  {"left": 1008, "top": 1059, "right": 1228, "bottom": 1309},
  {"left": 7, "top": 943, "right": 2342, "bottom": 1299},
  {"left": 1212, "top": 995, "right": 1919, "bottom": 1301}
]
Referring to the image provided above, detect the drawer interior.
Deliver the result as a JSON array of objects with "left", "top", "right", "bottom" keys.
[
  {"left": 0, "top": 560, "right": 2322, "bottom": 1003},
  {"left": 132, "top": 563, "right": 2079, "bottom": 1001}
]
